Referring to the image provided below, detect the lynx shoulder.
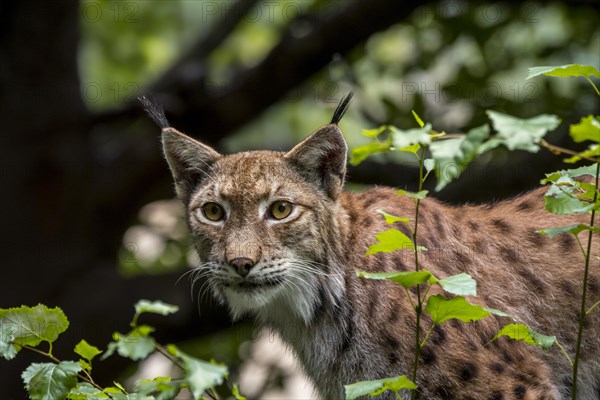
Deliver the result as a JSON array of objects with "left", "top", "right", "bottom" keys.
[{"left": 146, "top": 95, "right": 600, "bottom": 400}]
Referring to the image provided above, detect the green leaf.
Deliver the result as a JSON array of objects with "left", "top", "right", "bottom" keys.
[
  {"left": 357, "top": 270, "right": 432, "bottom": 289},
  {"left": 541, "top": 165, "right": 599, "bottom": 214},
  {"left": 375, "top": 209, "right": 410, "bottom": 224},
  {"left": 424, "top": 158, "right": 435, "bottom": 173},
  {"left": 110, "top": 394, "right": 155, "bottom": 400},
  {"left": 397, "top": 143, "right": 422, "bottom": 155},
  {"left": 396, "top": 189, "right": 428, "bottom": 199},
  {"left": 101, "top": 325, "right": 156, "bottom": 361},
  {"left": 0, "top": 304, "right": 69, "bottom": 359},
  {"left": 232, "top": 384, "right": 247, "bottom": 400},
  {"left": 74, "top": 339, "right": 102, "bottom": 362},
  {"left": 134, "top": 300, "right": 179, "bottom": 317},
  {"left": 372, "top": 376, "right": 417, "bottom": 396},
  {"left": 564, "top": 144, "right": 599, "bottom": 164},
  {"left": 350, "top": 141, "right": 392, "bottom": 166},
  {"left": 136, "top": 376, "right": 182, "bottom": 400},
  {"left": 544, "top": 185, "right": 595, "bottom": 215},
  {"left": 22, "top": 361, "right": 82, "bottom": 400},
  {"left": 491, "top": 323, "right": 556, "bottom": 350},
  {"left": 536, "top": 224, "right": 600, "bottom": 237},
  {"left": 412, "top": 110, "right": 425, "bottom": 128},
  {"left": 344, "top": 376, "right": 416, "bottom": 399},
  {"left": 361, "top": 126, "right": 388, "bottom": 138},
  {"left": 437, "top": 273, "right": 477, "bottom": 296},
  {"left": 430, "top": 137, "right": 464, "bottom": 159},
  {"left": 483, "top": 307, "right": 513, "bottom": 318},
  {"left": 136, "top": 376, "right": 171, "bottom": 392},
  {"left": 484, "top": 111, "right": 560, "bottom": 153},
  {"left": 425, "top": 295, "right": 490, "bottom": 324},
  {"left": 78, "top": 359, "right": 91, "bottom": 374},
  {"left": 570, "top": 115, "right": 600, "bottom": 143},
  {"left": 542, "top": 164, "right": 599, "bottom": 183},
  {"left": 579, "top": 182, "right": 600, "bottom": 203},
  {"left": 390, "top": 124, "right": 431, "bottom": 149},
  {"left": 68, "top": 383, "right": 109, "bottom": 399},
  {"left": 168, "top": 345, "right": 228, "bottom": 400},
  {"left": 526, "top": 64, "right": 600, "bottom": 80},
  {"left": 0, "top": 331, "right": 16, "bottom": 360},
  {"left": 430, "top": 124, "right": 489, "bottom": 191},
  {"left": 366, "top": 229, "right": 415, "bottom": 255},
  {"left": 113, "top": 381, "right": 126, "bottom": 392},
  {"left": 103, "top": 387, "right": 125, "bottom": 394}
]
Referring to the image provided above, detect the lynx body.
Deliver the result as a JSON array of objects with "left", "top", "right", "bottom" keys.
[{"left": 147, "top": 96, "right": 600, "bottom": 399}]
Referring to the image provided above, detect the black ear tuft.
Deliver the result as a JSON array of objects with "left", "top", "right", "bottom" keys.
[
  {"left": 139, "top": 95, "right": 169, "bottom": 129},
  {"left": 330, "top": 92, "right": 354, "bottom": 125}
]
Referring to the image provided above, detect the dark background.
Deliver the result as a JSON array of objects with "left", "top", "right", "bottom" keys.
[{"left": 1, "top": 0, "right": 598, "bottom": 398}]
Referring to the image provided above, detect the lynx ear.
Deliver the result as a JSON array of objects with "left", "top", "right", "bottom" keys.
[
  {"left": 161, "top": 128, "right": 221, "bottom": 203},
  {"left": 285, "top": 124, "right": 347, "bottom": 199}
]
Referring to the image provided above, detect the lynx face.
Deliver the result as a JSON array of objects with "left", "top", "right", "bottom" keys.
[{"left": 161, "top": 125, "right": 348, "bottom": 324}]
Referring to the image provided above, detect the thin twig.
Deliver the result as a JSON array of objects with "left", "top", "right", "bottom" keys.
[
  {"left": 153, "top": 343, "right": 185, "bottom": 371},
  {"left": 539, "top": 139, "right": 599, "bottom": 163},
  {"left": 410, "top": 145, "right": 427, "bottom": 400},
  {"left": 21, "top": 344, "right": 60, "bottom": 363},
  {"left": 432, "top": 133, "right": 466, "bottom": 140}
]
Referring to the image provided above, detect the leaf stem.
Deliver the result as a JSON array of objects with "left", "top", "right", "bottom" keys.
[
  {"left": 554, "top": 339, "right": 573, "bottom": 367},
  {"left": 20, "top": 344, "right": 60, "bottom": 363},
  {"left": 420, "top": 324, "right": 436, "bottom": 349},
  {"left": 584, "top": 76, "right": 600, "bottom": 96},
  {"left": 586, "top": 299, "right": 600, "bottom": 316},
  {"left": 130, "top": 312, "right": 141, "bottom": 328},
  {"left": 210, "top": 388, "right": 222, "bottom": 400},
  {"left": 571, "top": 159, "right": 599, "bottom": 399},
  {"left": 405, "top": 288, "right": 417, "bottom": 311},
  {"left": 574, "top": 235, "right": 587, "bottom": 258},
  {"left": 421, "top": 282, "right": 433, "bottom": 302}
]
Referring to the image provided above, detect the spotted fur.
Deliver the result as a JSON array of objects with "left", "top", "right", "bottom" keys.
[{"left": 158, "top": 106, "right": 600, "bottom": 399}]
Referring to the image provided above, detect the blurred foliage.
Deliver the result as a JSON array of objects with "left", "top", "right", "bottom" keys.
[
  {"left": 118, "top": 200, "right": 193, "bottom": 277},
  {"left": 225, "top": 1, "right": 598, "bottom": 152},
  {"left": 79, "top": 1, "right": 600, "bottom": 132},
  {"left": 79, "top": 0, "right": 205, "bottom": 109},
  {"left": 77, "top": 0, "right": 600, "bottom": 273}
]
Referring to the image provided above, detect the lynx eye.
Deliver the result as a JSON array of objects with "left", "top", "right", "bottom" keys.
[
  {"left": 269, "top": 201, "right": 293, "bottom": 220},
  {"left": 201, "top": 202, "right": 225, "bottom": 222}
]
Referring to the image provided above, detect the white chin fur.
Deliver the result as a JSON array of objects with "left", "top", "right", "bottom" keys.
[
  {"left": 221, "top": 285, "right": 285, "bottom": 320},
  {"left": 219, "top": 275, "right": 320, "bottom": 325}
]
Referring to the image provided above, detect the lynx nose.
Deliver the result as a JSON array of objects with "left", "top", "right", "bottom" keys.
[{"left": 229, "top": 257, "right": 255, "bottom": 277}]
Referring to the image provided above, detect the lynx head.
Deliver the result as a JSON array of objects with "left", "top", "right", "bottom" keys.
[{"left": 143, "top": 95, "right": 353, "bottom": 324}]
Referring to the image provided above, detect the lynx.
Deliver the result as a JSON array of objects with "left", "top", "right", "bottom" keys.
[{"left": 142, "top": 95, "right": 600, "bottom": 399}]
